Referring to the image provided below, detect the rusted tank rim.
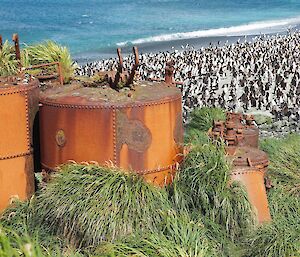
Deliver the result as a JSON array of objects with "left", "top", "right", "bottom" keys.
[
  {"left": 230, "top": 147, "right": 269, "bottom": 167},
  {"left": 231, "top": 166, "right": 266, "bottom": 176},
  {"left": 0, "top": 80, "right": 39, "bottom": 96},
  {"left": 40, "top": 94, "right": 181, "bottom": 109}
]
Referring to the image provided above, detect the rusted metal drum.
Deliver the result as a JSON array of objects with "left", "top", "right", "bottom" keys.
[
  {"left": 228, "top": 146, "right": 271, "bottom": 223},
  {"left": 0, "top": 76, "right": 39, "bottom": 211},
  {"left": 39, "top": 81, "right": 183, "bottom": 186}
]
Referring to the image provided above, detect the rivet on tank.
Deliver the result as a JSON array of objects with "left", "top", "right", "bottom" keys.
[
  {"left": 210, "top": 112, "right": 272, "bottom": 224},
  {"left": 39, "top": 47, "right": 184, "bottom": 186},
  {"left": 0, "top": 75, "right": 39, "bottom": 211}
]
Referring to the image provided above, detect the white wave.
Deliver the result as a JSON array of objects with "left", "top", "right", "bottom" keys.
[{"left": 117, "top": 16, "right": 300, "bottom": 46}]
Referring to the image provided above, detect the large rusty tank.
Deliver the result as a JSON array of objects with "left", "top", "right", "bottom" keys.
[
  {"left": 211, "top": 112, "right": 271, "bottom": 223},
  {"left": 0, "top": 76, "right": 39, "bottom": 211},
  {"left": 39, "top": 81, "right": 183, "bottom": 186}
]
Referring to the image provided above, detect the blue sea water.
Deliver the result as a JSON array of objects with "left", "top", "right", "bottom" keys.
[{"left": 1, "top": 0, "right": 300, "bottom": 58}]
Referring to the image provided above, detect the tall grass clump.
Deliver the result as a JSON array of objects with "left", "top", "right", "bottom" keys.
[
  {"left": 243, "top": 187, "right": 300, "bottom": 257},
  {"left": 97, "top": 210, "right": 219, "bottom": 257},
  {"left": 0, "top": 225, "right": 83, "bottom": 257},
  {"left": 0, "top": 41, "right": 19, "bottom": 76},
  {"left": 24, "top": 41, "right": 76, "bottom": 83},
  {"left": 185, "top": 107, "right": 225, "bottom": 145},
  {"left": 260, "top": 134, "right": 300, "bottom": 196},
  {"left": 0, "top": 198, "right": 35, "bottom": 235},
  {"left": 33, "top": 164, "right": 172, "bottom": 247},
  {"left": 172, "top": 142, "right": 254, "bottom": 239},
  {"left": 187, "top": 107, "right": 226, "bottom": 132},
  {"left": 244, "top": 133, "right": 300, "bottom": 257}
]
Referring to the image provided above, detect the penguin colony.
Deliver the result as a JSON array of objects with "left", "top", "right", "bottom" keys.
[{"left": 76, "top": 32, "right": 300, "bottom": 126}]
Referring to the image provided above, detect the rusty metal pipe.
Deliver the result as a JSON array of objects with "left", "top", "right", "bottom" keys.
[
  {"left": 126, "top": 46, "right": 139, "bottom": 86},
  {"left": 12, "top": 34, "right": 21, "bottom": 67},
  {"left": 165, "top": 61, "right": 175, "bottom": 85}
]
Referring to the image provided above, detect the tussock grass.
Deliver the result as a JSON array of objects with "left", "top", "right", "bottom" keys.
[
  {"left": 187, "top": 107, "right": 226, "bottom": 132},
  {"left": 24, "top": 41, "right": 76, "bottom": 83},
  {"left": 0, "top": 41, "right": 19, "bottom": 76},
  {"left": 260, "top": 134, "right": 300, "bottom": 196},
  {"left": 184, "top": 128, "right": 211, "bottom": 145},
  {"left": 33, "top": 164, "right": 172, "bottom": 247},
  {"left": 0, "top": 198, "right": 35, "bottom": 235},
  {"left": 172, "top": 142, "right": 254, "bottom": 239},
  {"left": 243, "top": 134, "right": 300, "bottom": 257},
  {"left": 0, "top": 228, "right": 83, "bottom": 257},
  {"left": 243, "top": 187, "right": 300, "bottom": 257},
  {"left": 97, "top": 211, "right": 216, "bottom": 257}
]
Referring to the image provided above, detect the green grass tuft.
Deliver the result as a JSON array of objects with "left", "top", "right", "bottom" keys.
[
  {"left": 260, "top": 134, "right": 300, "bottom": 196},
  {"left": 0, "top": 41, "right": 19, "bottom": 76},
  {"left": 24, "top": 41, "right": 76, "bottom": 83},
  {"left": 33, "top": 164, "right": 172, "bottom": 247},
  {"left": 97, "top": 210, "right": 217, "bottom": 257},
  {"left": 172, "top": 142, "right": 255, "bottom": 239},
  {"left": 187, "top": 107, "right": 226, "bottom": 132},
  {"left": 243, "top": 187, "right": 300, "bottom": 257}
]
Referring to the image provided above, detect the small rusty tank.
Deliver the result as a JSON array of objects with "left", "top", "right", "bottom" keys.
[
  {"left": 211, "top": 112, "right": 271, "bottom": 223},
  {"left": 229, "top": 146, "right": 271, "bottom": 223},
  {"left": 39, "top": 81, "right": 183, "bottom": 186},
  {"left": 0, "top": 76, "right": 39, "bottom": 211}
]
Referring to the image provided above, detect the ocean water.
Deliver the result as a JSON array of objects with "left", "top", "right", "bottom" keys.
[{"left": 1, "top": 0, "right": 300, "bottom": 59}]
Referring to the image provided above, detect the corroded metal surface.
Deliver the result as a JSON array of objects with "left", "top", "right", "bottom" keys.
[
  {"left": 211, "top": 112, "right": 259, "bottom": 148},
  {"left": 231, "top": 147, "right": 269, "bottom": 168},
  {"left": 39, "top": 81, "right": 183, "bottom": 186},
  {"left": 231, "top": 166, "right": 271, "bottom": 223},
  {"left": 211, "top": 111, "right": 271, "bottom": 223},
  {"left": 0, "top": 77, "right": 39, "bottom": 211}
]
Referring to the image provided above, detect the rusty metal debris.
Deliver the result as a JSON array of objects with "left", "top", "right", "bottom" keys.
[
  {"left": 97, "top": 46, "right": 140, "bottom": 91},
  {"left": 1, "top": 34, "right": 64, "bottom": 85},
  {"left": 25, "top": 62, "right": 64, "bottom": 85},
  {"left": 210, "top": 112, "right": 272, "bottom": 223},
  {"left": 0, "top": 76, "right": 39, "bottom": 211},
  {"left": 211, "top": 112, "right": 259, "bottom": 148}
]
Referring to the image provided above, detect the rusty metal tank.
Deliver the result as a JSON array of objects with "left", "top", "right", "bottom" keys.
[
  {"left": 228, "top": 146, "right": 271, "bottom": 223},
  {"left": 39, "top": 81, "right": 183, "bottom": 186},
  {"left": 0, "top": 76, "right": 39, "bottom": 211},
  {"left": 211, "top": 112, "right": 271, "bottom": 223}
]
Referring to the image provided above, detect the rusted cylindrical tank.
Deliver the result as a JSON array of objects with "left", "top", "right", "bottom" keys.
[
  {"left": 227, "top": 146, "right": 271, "bottom": 223},
  {"left": 39, "top": 81, "right": 183, "bottom": 186},
  {"left": 0, "top": 76, "right": 39, "bottom": 211},
  {"left": 211, "top": 112, "right": 271, "bottom": 223}
]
